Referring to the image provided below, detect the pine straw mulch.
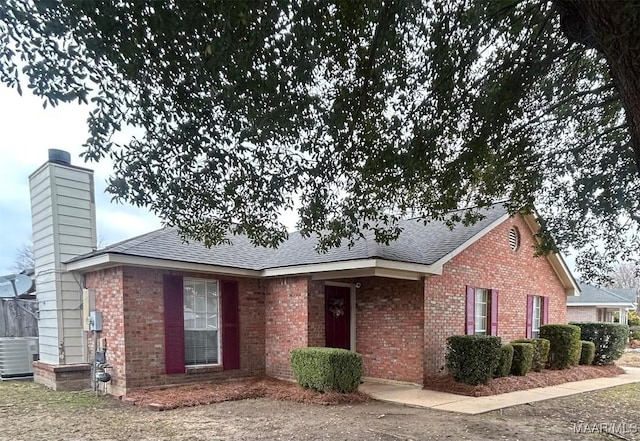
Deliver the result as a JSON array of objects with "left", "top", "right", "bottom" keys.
[
  {"left": 424, "top": 364, "right": 625, "bottom": 397},
  {"left": 122, "top": 378, "right": 370, "bottom": 411}
]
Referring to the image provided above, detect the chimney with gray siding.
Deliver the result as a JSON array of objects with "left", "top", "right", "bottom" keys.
[{"left": 29, "top": 150, "right": 97, "bottom": 372}]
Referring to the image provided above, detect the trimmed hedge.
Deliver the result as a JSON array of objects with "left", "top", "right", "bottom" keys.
[
  {"left": 290, "top": 347, "right": 363, "bottom": 393},
  {"left": 630, "top": 326, "right": 640, "bottom": 341},
  {"left": 539, "top": 324, "right": 581, "bottom": 369},
  {"left": 511, "top": 338, "right": 550, "bottom": 372},
  {"left": 494, "top": 344, "right": 514, "bottom": 378},
  {"left": 571, "top": 322, "right": 629, "bottom": 365},
  {"left": 446, "top": 335, "right": 501, "bottom": 385},
  {"left": 510, "top": 343, "right": 534, "bottom": 376},
  {"left": 579, "top": 341, "right": 596, "bottom": 365}
]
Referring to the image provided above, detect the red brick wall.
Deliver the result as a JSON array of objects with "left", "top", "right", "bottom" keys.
[
  {"left": 356, "top": 278, "right": 424, "bottom": 384},
  {"left": 86, "top": 267, "right": 125, "bottom": 394},
  {"left": 567, "top": 306, "right": 598, "bottom": 322},
  {"left": 423, "top": 215, "right": 569, "bottom": 378},
  {"left": 87, "top": 266, "right": 265, "bottom": 395},
  {"left": 264, "top": 276, "right": 310, "bottom": 379}
]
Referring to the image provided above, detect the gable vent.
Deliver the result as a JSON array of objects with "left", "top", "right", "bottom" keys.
[{"left": 509, "top": 227, "right": 520, "bottom": 251}]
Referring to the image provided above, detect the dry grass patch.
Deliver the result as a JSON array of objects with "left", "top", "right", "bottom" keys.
[
  {"left": 618, "top": 351, "right": 640, "bottom": 367},
  {"left": 123, "top": 377, "right": 370, "bottom": 410},
  {"left": 424, "top": 365, "right": 625, "bottom": 397}
]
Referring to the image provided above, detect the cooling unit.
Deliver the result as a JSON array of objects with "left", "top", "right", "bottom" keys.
[{"left": 0, "top": 337, "right": 39, "bottom": 378}]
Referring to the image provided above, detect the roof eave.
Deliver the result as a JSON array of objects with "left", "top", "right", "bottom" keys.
[{"left": 64, "top": 253, "right": 261, "bottom": 277}]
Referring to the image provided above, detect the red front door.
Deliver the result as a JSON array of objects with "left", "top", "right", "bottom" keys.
[{"left": 325, "top": 285, "right": 351, "bottom": 350}]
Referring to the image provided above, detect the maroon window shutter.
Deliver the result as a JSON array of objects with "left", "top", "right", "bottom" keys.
[
  {"left": 490, "top": 289, "right": 499, "bottom": 336},
  {"left": 163, "top": 274, "right": 185, "bottom": 374},
  {"left": 221, "top": 280, "right": 240, "bottom": 370},
  {"left": 465, "top": 286, "right": 475, "bottom": 335},
  {"left": 525, "top": 294, "right": 534, "bottom": 338},
  {"left": 542, "top": 296, "right": 549, "bottom": 325}
]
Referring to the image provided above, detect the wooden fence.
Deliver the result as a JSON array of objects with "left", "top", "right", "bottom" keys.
[{"left": 0, "top": 299, "right": 38, "bottom": 337}]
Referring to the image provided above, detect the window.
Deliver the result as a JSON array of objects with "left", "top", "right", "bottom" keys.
[
  {"left": 466, "top": 286, "right": 498, "bottom": 336},
  {"left": 531, "top": 295, "right": 542, "bottom": 338},
  {"left": 475, "top": 288, "right": 489, "bottom": 335},
  {"left": 526, "top": 295, "right": 548, "bottom": 338},
  {"left": 183, "top": 278, "right": 220, "bottom": 366}
]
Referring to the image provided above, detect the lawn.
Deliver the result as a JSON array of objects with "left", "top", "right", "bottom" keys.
[{"left": 0, "top": 379, "right": 638, "bottom": 441}]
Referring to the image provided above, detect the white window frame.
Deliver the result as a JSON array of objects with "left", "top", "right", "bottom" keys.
[
  {"left": 183, "top": 278, "right": 221, "bottom": 366},
  {"left": 532, "top": 295, "right": 542, "bottom": 339},
  {"left": 474, "top": 288, "right": 489, "bottom": 336}
]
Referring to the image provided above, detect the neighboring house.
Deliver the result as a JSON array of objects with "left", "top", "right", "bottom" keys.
[
  {"left": 29, "top": 150, "right": 579, "bottom": 395},
  {"left": 567, "top": 283, "right": 637, "bottom": 324}
]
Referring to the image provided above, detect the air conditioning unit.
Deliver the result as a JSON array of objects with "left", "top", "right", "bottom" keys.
[{"left": 0, "top": 337, "right": 39, "bottom": 379}]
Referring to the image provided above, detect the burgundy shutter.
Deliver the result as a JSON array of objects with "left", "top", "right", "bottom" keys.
[
  {"left": 164, "top": 274, "right": 185, "bottom": 374},
  {"left": 490, "top": 289, "right": 499, "bottom": 336},
  {"left": 542, "top": 296, "right": 549, "bottom": 325},
  {"left": 221, "top": 280, "right": 240, "bottom": 370},
  {"left": 525, "top": 294, "right": 534, "bottom": 338},
  {"left": 465, "top": 286, "right": 475, "bottom": 335}
]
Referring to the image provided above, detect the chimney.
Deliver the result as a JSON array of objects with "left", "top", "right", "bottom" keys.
[{"left": 29, "top": 149, "right": 97, "bottom": 366}]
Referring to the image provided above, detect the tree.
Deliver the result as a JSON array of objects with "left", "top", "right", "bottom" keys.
[
  {"left": 607, "top": 262, "right": 639, "bottom": 290},
  {"left": 13, "top": 243, "right": 34, "bottom": 273},
  {"left": 1, "top": 1, "right": 639, "bottom": 280}
]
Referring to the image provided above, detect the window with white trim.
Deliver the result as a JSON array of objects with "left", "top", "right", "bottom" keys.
[
  {"left": 531, "top": 295, "right": 542, "bottom": 338},
  {"left": 183, "top": 278, "right": 220, "bottom": 365},
  {"left": 474, "top": 288, "right": 489, "bottom": 336}
]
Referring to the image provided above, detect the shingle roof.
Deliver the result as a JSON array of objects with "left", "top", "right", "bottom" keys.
[
  {"left": 67, "top": 203, "right": 509, "bottom": 270},
  {"left": 568, "top": 283, "right": 637, "bottom": 306}
]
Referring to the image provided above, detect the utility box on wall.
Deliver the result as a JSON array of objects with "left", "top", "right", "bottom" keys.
[{"left": 89, "top": 312, "right": 102, "bottom": 332}]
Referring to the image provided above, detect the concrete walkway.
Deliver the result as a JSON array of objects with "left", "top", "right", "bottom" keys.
[{"left": 359, "top": 366, "right": 640, "bottom": 415}]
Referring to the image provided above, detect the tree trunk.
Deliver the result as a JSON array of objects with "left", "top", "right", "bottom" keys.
[{"left": 556, "top": 0, "right": 640, "bottom": 174}]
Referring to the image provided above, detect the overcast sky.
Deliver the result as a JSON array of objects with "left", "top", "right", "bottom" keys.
[
  {"left": 0, "top": 85, "right": 578, "bottom": 278},
  {"left": 0, "top": 86, "right": 163, "bottom": 275}
]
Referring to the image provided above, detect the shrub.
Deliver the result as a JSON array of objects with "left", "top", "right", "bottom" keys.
[
  {"left": 511, "top": 338, "right": 550, "bottom": 372},
  {"left": 446, "top": 335, "right": 501, "bottom": 385},
  {"left": 539, "top": 324, "right": 581, "bottom": 369},
  {"left": 571, "top": 322, "right": 629, "bottom": 365},
  {"left": 579, "top": 341, "right": 596, "bottom": 365},
  {"left": 290, "top": 347, "right": 363, "bottom": 393},
  {"left": 628, "top": 311, "right": 640, "bottom": 327},
  {"left": 629, "top": 326, "right": 640, "bottom": 341},
  {"left": 510, "top": 343, "right": 534, "bottom": 376},
  {"left": 494, "top": 344, "right": 514, "bottom": 378}
]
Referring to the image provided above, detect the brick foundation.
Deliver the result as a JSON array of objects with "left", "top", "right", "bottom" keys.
[{"left": 33, "top": 361, "right": 91, "bottom": 391}]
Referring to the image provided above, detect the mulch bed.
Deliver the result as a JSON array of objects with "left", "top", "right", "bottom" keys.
[
  {"left": 123, "top": 378, "right": 370, "bottom": 411},
  {"left": 424, "top": 364, "right": 626, "bottom": 397}
]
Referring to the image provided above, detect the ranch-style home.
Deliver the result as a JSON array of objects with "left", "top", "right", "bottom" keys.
[{"left": 29, "top": 150, "right": 579, "bottom": 395}]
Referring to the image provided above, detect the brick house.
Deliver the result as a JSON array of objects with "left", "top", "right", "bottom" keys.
[
  {"left": 567, "top": 283, "right": 636, "bottom": 324},
  {"left": 29, "top": 151, "right": 579, "bottom": 395}
]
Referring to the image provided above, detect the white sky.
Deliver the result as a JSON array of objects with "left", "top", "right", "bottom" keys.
[{"left": 0, "top": 86, "right": 162, "bottom": 274}]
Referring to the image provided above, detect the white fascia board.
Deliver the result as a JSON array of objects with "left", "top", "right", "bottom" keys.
[
  {"left": 65, "top": 253, "right": 261, "bottom": 277},
  {"left": 261, "top": 258, "right": 440, "bottom": 278},
  {"left": 567, "top": 302, "right": 635, "bottom": 308},
  {"left": 311, "top": 267, "right": 423, "bottom": 281},
  {"left": 521, "top": 213, "right": 581, "bottom": 297}
]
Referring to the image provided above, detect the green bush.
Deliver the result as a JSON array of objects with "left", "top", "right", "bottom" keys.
[
  {"left": 571, "top": 322, "right": 629, "bottom": 365},
  {"left": 539, "top": 324, "right": 581, "bottom": 369},
  {"left": 510, "top": 343, "right": 534, "bottom": 376},
  {"left": 628, "top": 311, "right": 640, "bottom": 327},
  {"left": 579, "top": 341, "right": 596, "bottom": 365},
  {"left": 630, "top": 326, "right": 640, "bottom": 341},
  {"left": 511, "top": 338, "right": 550, "bottom": 372},
  {"left": 494, "top": 344, "right": 514, "bottom": 378},
  {"left": 446, "top": 335, "right": 501, "bottom": 385},
  {"left": 290, "top": 347, "right": 363, "bottom": 393}
]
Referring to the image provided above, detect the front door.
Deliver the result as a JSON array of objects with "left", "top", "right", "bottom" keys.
[{"left": 325, "top": 285, "right": 351, "bottom": 350}]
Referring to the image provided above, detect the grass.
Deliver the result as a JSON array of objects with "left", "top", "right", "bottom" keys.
[{"left": 0, "top": 381, "right": 103, "bottom": 410}]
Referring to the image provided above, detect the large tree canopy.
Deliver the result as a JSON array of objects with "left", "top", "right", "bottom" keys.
[{"left": 1, "top": 0, "right": 639, "bottom": 281}]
